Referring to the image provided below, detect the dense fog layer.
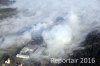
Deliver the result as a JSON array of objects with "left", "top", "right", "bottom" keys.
[{"left": 0, "top": 0, "right": 100, "bottom": 59}]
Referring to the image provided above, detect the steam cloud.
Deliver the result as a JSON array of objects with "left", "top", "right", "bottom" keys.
[{"left": 0, "top": 0, "right": 100, "bottom": 60}]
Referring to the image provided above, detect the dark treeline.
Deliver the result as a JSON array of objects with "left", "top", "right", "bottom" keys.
[{"left": 0, "top": 0, "right": 15, "bottom": 5}]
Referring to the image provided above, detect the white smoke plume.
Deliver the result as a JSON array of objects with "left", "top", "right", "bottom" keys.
[{"left": 0, "top": 0, "right": 100, "bottom": 60}]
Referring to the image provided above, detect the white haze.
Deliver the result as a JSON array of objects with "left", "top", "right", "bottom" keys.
[{"left": 0, "top": 0, "right": 100, "bottom": 59}]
